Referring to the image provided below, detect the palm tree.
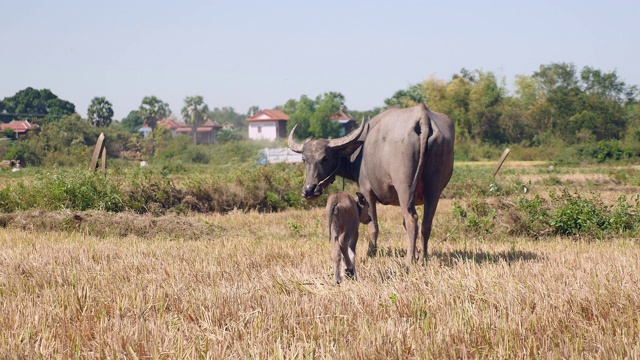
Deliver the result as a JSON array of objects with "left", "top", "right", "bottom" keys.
[
  {"left": 138, "top": 96, "right": 171, "bottom": 131},
  {"left": 181, "top": 96, "right": 209, "bottom": 144},
  {"left": 138, "top": 96, "right": 171, "bottom": 155},
  {"left": 87, "top": 97, "right": 114, "bottom": 127}
]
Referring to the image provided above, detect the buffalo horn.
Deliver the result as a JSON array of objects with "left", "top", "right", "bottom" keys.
[
  {"left": 327, "top": 117, "right": 367, "bottom": 149},
  {"left": 287, "top": 124, "right": 304, "bottom": 153}
]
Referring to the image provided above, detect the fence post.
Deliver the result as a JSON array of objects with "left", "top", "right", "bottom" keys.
[
  {"left": 492, "top": 148, "right": 510, "bottom": 177},
  {"left": 90, "top": 133, "right": 106, "bottom": 174}
]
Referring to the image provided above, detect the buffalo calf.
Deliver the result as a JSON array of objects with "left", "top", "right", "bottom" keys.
[{"left": 326, "top": 191, "right": 371, "bottom": 284}]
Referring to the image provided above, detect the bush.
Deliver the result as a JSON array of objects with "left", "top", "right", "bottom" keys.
[
  {"left": 453, "top": 189, "right": 640, "bottom": 238},
  {"left": 513, "top": 195, "right": 550, "bottom": 237},
  {"left": 548, "top": 190, "right": 608, "bottom": 236},
  {"left": 216, "top": 128, "right": 244, "bottom": 143},
  {"left": 0, "top": 164, "right": 315, "bottom": 215},
  {"left": 452, "top": 198, "right": 496, "bottom": 234},
  {"left": 4, "top": 141, "right": 41, "bottom": 166},
  {"left": 156, "top": 135, "right": 210, "bottom": 165},
  {"left": 0, "top": 168, "right": 124, "bottom": 212}
]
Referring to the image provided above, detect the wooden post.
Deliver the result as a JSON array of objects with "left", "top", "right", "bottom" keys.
[
  {"left": 492, "top": 148, "right": 510, "bottom": 177},
  {"left": 90, "top": 133, "right": 106, "bottom": 172}
]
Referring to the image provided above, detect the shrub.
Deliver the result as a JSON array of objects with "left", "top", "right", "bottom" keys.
[
  {"left": 452, "top": 198, "right": 496, "bottom": 234},
  {"left": 512, "top": 195, "right": 550, "bottom": 237},
  {"left": 549, "top": 190, "right": 608, "bottom": 236},
  {"left": 453, "top": 189, "right": 640, "bottom": 239},
  {"left": 0, "top": 163, "right": 317, "bottom": 215},
  {"left": 0, "top": 168, "right": 123, "bottom": 212}
]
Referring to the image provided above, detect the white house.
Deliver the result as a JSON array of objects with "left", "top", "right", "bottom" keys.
[{"left": 246, "top": 109, "right": 289, "bottom": 141}]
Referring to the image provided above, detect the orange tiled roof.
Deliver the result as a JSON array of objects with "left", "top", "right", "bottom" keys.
[
  {"left": 330, "top": 110, "right": 355, "bottom": 121},
  {"left": 174, "top": 120, "right": 222, "bottom": 133},
  {"left": 0, "top": 120, "right": 39, "bottom": 133},
  {"left": 246, "top": 109, "right": 289, "bottom": 122},
  {"left": 157, "top": 118, "right": 183, "bottom": 129}
]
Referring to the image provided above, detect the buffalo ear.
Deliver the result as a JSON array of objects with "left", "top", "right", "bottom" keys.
[
  {"left": 337, "top": 140, "right": 364, "bottom": 157},
  {"left": 356, "top": 192, "right": 368, "bottom": 207}
]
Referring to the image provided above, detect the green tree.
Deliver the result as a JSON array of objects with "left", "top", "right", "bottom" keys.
[
  {"left": 580, "top": 66, "right": 637, "bottom": 103},
  {"left": 138, "top": 96, "right": 171, "bottom": 155},
  {"left": 284, "top": 93, "right": 347, "bottom": 139},
  {"left": 181, "top": 95, "right": 209, "bottom": 144},
  {"left": 384, "top": 83, "right": 426, "bottom": 108},
  {"left": 532, "top": 63, "right": 581, "bottom": 139},
  {"left": 500, "top": 75, "right": 546, "bottom": 144},
  {"left": 468, "top": 71, "right": 505, "bottom": 143},
  {"left": 216, "top": 127, "right": 243, "bottom": 143},
  {"left": 308, "top": 92, "right": 343, "bottom": 138},
  {"left": 1, "top": 87, "right": 75, "bottom": 123},
  {"left": 138, "top": 96, "right": 171, "bottom": 132},
  {"left": 349, "top": 107, "right": 383, "bottom": 123},
  {"left": 87, "top": 96, "right": 114, "bottom": 127},
  {"left": 285, "top": 95, "right": 315, "bottom": 139},
  {"left": 1, "top": 128, "right": 15, "bottom": 140},
  {"left": 530, "top": 63, "right": 635, "bottom": 142},
  {"left": 576, "top": 67, "right": 635, "bottom": 141},
  {"left": 278, "top": 99, "right": 298, "bottom": 116},
  {"left": 209, "top": 106, "right": 246, "bottom": 131},
  {"left": 120, "top": 110, "right": 143, "bottom": 133},
  {"left": 247, "top": 105, "right": 260, "bottom": 117}
]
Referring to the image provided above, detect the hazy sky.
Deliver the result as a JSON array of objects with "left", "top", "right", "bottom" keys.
[{"left": 2, "top": 0, "right": 639, "bottom": 120}]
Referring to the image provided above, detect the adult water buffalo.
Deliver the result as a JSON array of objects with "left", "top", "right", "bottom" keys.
[{"left": 288, "top": 104, "right": 454, "bottom": 265}]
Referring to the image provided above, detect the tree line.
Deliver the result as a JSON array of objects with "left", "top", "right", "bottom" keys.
[
  {"left": 386, "top": 63, "right": 639, "bottom": 146},
  {"left": 1, "top": 61, "right": 639, "bottom": 151}
]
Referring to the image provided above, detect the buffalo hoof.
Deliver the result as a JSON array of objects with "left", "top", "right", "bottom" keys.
[
  {"left": 367, "top": 247, "right": 378, "bottom": 257},
  {"left": 345, "top": 268, "right": 355, "bottom": 279}
]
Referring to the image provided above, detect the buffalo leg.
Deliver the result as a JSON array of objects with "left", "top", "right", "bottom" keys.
[
  {"left": 402, "top": 205, "right": 419, "bottom": 266},
  {"left": 366, "top": 198, "right": 379, "bottom": 257},
  {"left": 421, "top": 200, "right": 438, "bottom": 261}
]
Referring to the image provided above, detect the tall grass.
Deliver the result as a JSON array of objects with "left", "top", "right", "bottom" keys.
[
  {"left": 0, "top": 206, "right": 639, "bottom": 358},
  {"left": 0, "top": 164, "right": 317, "bottom": 214}
]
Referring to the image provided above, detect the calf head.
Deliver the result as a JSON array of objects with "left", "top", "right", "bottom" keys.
[
  {"left": 355, "top": 192, "right": 372, "bottom": 224},
  {"left": 288, "top": 120, "right": 367, "bottom": 200}
]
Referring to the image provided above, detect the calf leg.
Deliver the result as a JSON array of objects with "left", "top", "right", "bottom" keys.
[
  {"left": 341, "top": 241, "right": 355, "bottom": 281},
  {"left": 332, "top": 235, "right": 343, "bottom": 284},
  {"left": 344, "top": 233, "right": 358, "bottom": 280}
]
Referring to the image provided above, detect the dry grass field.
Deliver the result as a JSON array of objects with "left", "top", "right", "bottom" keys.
[{"left": 1, "top": 200, "right": 639, "bottom": 358}]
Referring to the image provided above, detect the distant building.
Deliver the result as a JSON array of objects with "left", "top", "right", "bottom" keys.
[
  {"left": 330, "top": 110, "right": 357, "bottom": 136},
  {"left": 258, "top": 147, "right": 303, "bottom": 164},
  {"left": 174, "top": 120, "right": 222, "bottom": 145},
  {"left": 138, "top": 118, "right": 222, "bottom": 145},
  {"left": 246, "top": 109, "right": 289, "bottom": 141},
  {"left": 246, "top": 109, "right": 359, "bottom": 141},
  {"left": 0, "top": 120, "right": 39, "bottom": 138}
]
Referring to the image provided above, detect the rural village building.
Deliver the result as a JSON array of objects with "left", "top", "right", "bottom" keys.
[
  {"left": 0, "top": 120, "right": 39, "bottom": 138},
  {"left": 330, "top": 110, "right": 357, "bottom": 136},
  {"left": 138, "top": 118, "right": 222, "bottom": 145},
  {"left": 246, "top": 109, "right": 289, "bottom": 141},
  {"left": 246, "top": 109, "right": 358, "bottom": 141}
]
